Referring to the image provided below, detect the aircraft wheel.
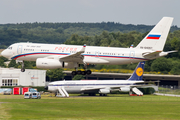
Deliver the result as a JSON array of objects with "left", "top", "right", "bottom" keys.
[
  {"left": 86, "top": 70, "right": 92, "bottom": 75},
  {"left": 21, "top": 68, "right": 25, "bottom": 72},
  {"left": 71, "top": 71, "right": 77, "bottom": 75},
  {"left": 81, "top": 71, "right": 86, "bottom": 75},
  {"left": 77, "top": 71, "right": 82, "bottom": 75}
]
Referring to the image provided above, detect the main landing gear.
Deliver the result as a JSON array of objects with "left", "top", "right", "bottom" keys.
[
  {"left": 71, "top": 62, "right": 92, "bottom": 75},
  {"left": 71, "top": 70, "right": 92, "bottom": 75}
]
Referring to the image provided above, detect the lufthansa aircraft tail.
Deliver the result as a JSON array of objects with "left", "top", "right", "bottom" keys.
[
  {"left": 128, "top": 61, "right": 145, "bottom": 81},
  {"left": 136, "top": 17, "right": 173, "bottom": 51}
]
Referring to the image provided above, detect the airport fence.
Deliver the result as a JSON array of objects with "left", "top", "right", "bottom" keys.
[{"left": 157, "top": 85, "right": 180, "bottom": 95}]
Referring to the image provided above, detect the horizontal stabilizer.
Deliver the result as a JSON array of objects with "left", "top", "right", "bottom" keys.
[
  {"left": 159, "top": 50, "right": 177, "bottom": 57},
  {"left": 142, "top": 51, "right": 162, "bottom": 58},
  {"left": 164, "top": 50, "right": 177, "bottom": 54},
  {"left": 143, "top": 50, "right": 177, "bottom": 58}
]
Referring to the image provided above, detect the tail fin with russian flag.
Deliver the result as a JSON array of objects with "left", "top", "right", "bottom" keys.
[
  {"left": 136, "top": 17, "right": 173, "bottom": 51},
  {"left": 128, "top": 61, "right": 145, "bottom": 81}
]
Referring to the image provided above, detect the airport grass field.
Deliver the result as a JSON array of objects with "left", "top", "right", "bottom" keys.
[{"left": 0, "top": 94, "right": 180, "bottom": 120}]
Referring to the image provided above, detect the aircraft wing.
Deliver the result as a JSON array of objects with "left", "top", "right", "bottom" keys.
[
  {"left": 81, "top": 86, "right": 130, "bottom": 91},
  {"left": 81, "top": 86, "right": 106, "bottom": 91},
  {"left": 110, "top": 85, "right": 141, "bottom": 90},
  {"left": 80, "top": 84, "right": 144, "bottom": 92},
  {"left": 60, "top": 44, "right": 86, "bottom": 63}
]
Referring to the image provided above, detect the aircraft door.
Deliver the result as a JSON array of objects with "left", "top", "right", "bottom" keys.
[
  {"left": 129, "top": 51, "right": 135, "bottom": 60},
  {"left": 95, "top": 51, "right": 99, "bottom": 58},
  {"left": 17, "top": 45, "right": 23, "bottom": 54}
]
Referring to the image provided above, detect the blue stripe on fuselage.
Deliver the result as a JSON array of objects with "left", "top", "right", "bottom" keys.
[{"left": 11, "top": 52, "right": 148, "bottom": 60}]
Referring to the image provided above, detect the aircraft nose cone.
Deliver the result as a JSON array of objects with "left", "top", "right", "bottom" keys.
[
  {"left": 1, "top": 50, "right": 6, "bottom": 57},
  {"left": 1, "top": 50, "right": 10, "bottom": 59}
]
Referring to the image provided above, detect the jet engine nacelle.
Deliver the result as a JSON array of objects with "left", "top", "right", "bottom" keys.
[
  {"left": 36, "top": 58, "right": 74, "bottom": 69},
  {"left": 99, "top": 89, "right": 110, "bottom": 94},
  {"left": 119, "top": 87, "right": 130, "bottom": 92}
]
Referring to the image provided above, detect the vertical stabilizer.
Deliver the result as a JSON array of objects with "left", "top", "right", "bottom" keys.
[
  {"left": 136, "top": 17, "right": 173, "bottom": 51},
  {"left": 128, "top": 61, "right": 145, "bottom": 81}
]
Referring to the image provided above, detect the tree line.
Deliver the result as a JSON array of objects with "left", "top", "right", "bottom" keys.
[{"left": 0, "top": 22, "right": 179, "bottom": 48}]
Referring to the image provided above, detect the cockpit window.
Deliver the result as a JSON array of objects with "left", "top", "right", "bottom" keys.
[{"left": 8, "top": 47, "right": 12, "bottom": 50}]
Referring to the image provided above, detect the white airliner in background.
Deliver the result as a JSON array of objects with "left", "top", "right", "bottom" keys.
[
  {"left": 1, "top": 17, "right": 175, "bottom": 75},
  {"left": 46, "top": 61, "right": 145, "bottom": 97}
]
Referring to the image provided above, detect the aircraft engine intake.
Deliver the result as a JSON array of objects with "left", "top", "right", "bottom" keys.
[
  {"left": 99, "top": 89, "right": 110, "bottom": 94},
  {"left": 36, "top": 58, "right": 74, "bottom": 69},
  {"left": 119, "top": 87, "right": 130, "bottom": 92}
]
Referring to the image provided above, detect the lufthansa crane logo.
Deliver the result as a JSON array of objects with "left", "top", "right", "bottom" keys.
[{"left": 136, "top": 67, "right": 143, "bottom": 76}]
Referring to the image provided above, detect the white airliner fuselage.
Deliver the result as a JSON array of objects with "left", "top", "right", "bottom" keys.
[
  {"left": 48, "top": 80, "right": 143, "bottom": 93},
  {"left": 2, "top": 42, "right": 147, "bottom": 64}
]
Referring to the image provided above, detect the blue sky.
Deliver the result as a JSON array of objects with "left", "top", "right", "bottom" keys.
[{"left": 1, "top": 0, "right": 179, "bottom": 26}]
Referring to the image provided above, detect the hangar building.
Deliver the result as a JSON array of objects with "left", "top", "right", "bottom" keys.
[{"left": 0, "top": 68, "right": 46, "bottom": 87}]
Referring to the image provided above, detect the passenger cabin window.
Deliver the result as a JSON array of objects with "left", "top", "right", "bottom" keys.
[
  {"left": 41, "top": 49, "right": 49, "bottom": 52},
  {"left": 24, "top": 49, "right": 34, "bottom": 51}
]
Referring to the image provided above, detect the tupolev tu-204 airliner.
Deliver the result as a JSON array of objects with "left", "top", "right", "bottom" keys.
[{"left": 1, "top": 17, "right": 176, "bottom": 75}]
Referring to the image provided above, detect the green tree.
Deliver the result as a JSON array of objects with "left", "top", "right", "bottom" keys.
[
  {"left": 0, "top": 56, "right": 8, "bottom": 67},
  {"left": 170, "top": 62, "right": 180, "bottom": 75},
  {"left": 8, "top": 59, "right": 18, "bottom": 68},
  {"left": 55, "top": 27, "right": 64, "bottom": 33},
  {"left": 46, "top": 68, "right": 66, "bottom": 81},
  {"left": 171, "top": 37, "right": 180, "bottom": 50},
  {"left": 151, "top": 57, "right": 172, "bottom": 73},
  {"left": 0, "top": 56, "right": 8, "bottom": 62},
  {"left": 0, "top": 59, "right": 6, "bottom": 67},
  {"left": 24, "top": 61, "right": 36, "bottom": 69}
]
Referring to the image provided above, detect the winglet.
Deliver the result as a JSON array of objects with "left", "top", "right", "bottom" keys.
[
  {"left": 128, "top": 61, "right": 145, "bottom": 81},
  {"left": 79, "top": 44, "right": 86, "bottom": 53}
]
